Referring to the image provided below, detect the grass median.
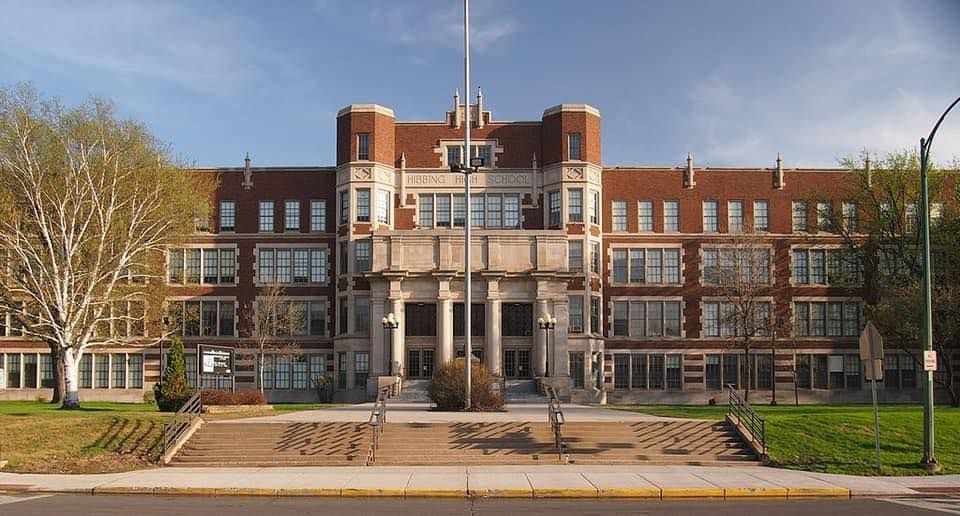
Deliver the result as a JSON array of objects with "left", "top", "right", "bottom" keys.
[{"left": 611, "top": 403, "right": 960, "bottom": 476}]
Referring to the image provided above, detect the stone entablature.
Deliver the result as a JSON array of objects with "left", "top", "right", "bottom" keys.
[{"left": 403, "top": 169, "right": 534, "bottom": 189}]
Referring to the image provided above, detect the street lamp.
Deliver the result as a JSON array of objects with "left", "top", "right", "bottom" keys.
[
  {"left": 538, "top": 313, "right": 557, "bottom": 377},
  {"left": 917, "top": 95, "right": 960, "bottom": 472},
  {"left": 382, "top": 312, "right": 399, "bottom": 376}
]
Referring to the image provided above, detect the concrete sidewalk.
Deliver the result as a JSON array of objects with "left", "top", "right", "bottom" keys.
[{"left": 2, "top": 465, "right": 958, "bottom": 499}]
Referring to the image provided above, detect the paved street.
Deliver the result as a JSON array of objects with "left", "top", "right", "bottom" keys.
[{"left": 1, "top": 494, "right": 958, "bottom": 515}]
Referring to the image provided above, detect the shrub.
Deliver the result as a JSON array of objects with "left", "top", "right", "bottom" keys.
[
  {"left": 233, "top": 389, "right": 267, "bottom": 405},
  {"left": 312, "top": 372, "right": 336, "bottom": 403},
  {"left": 154, "top": 337, "right": 193, "bottom": 412},
  {"left": 428, "top": 358, "right": 504, "bottom": 411},
  {"left": 200, "top": 389, "right": 267, "bottom": 405}
]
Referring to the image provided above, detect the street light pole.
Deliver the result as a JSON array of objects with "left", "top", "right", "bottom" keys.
[
  {"left": 917, "top": 95, "right": 959, "bottom": 472},
  {"left": 382, "top": 312, "right": 399, "bottom": 376},
  {"left": 538, "top": 314, "right": 556, "bottom": 378}
]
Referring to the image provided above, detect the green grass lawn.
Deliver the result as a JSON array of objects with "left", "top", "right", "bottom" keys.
[
  {"left": 0, "top": 401, "right": 167, "bottom": 473},
  {"left": 611, "top": 403, "right": 960, "bottom": 476}
]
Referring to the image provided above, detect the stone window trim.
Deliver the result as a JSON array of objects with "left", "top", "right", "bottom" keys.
[
  {"left": 791, "top": 296, "right": 863, "bottom": 340},
  {"left": 698, "top": 244, "right": 774, "bottom": 287},
  {"left": 788, "top": 244, "right": 862, "bottom": 287},
  {"left": 218, "top": 200, "right": 236, "bottom": 233},
  {"left": 435, "top": 139, "right": 504, "bottom": 169},
  {"left": 252, "top": 243, "right": 330, "bottom": 286},
  {"left": 310, "top": 199, "right": 327, "bottom": 233},
  {"left": 606, "top": 351, "right": 685, "bottom": 391},
  {"left": 611, "top": 199, "right": 628, "bottom": 232},
  {"left": 702, "top": 200, "right": 719, "bottom": 233},
  {"left": 607, "top": 243, "right": 684, "bottom": 287},
  {"left": 607, "top": 296, "right": 686, "bottom": 340},
  {"left": 2, "top": 351, "right": 145, "bottom": 390},
  {"left": 165, "top": 296, "right": 238, "bottom": 339},
  {"left": 252, "top": 295, "right": 328, "bottom": 339},
  {"left": 699, "top": 296, "right": 774, "bottom": 339},
  {"left": 416, "top": 192, "right": 523, "bottom": 230},
  {"left": 167, "top": 244, "right": 239, "bottom": 286}
]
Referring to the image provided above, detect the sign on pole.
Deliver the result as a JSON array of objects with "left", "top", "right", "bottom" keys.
[
  {"left": 924, "top": 350, "right": 938, "bottom": 372},
  {"left": 198, "top": 345, "right": 235, "bottom": 392},
  {"left": 860, "top": 321, "right": 884, "bottom": 471}
]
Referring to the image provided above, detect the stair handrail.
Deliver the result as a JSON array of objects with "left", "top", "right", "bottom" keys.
[
  {"left": 726, "top": 384, "right": 767, "bottom": 459},
  {"left": 161, "top": 390, "right": 203, "bottom": 463},
  {"left": 365, "top": 385, "right": 391, "bottom": 466},
  {"left": 544, "top": 385, "right": 570, "bottom": 463}
]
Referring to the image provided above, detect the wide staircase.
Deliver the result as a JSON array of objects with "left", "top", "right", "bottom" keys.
[
  {"left": 374, "top": 422, "right": 560, "bottom": 465},
  {"left": 170, "top": 422, "right": 371, "bottom": 467}
]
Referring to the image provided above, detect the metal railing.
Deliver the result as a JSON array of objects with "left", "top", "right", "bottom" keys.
[
  {"left": 727, "top": 384, "right": 766, "bottom": 459},
  {"left": 162, "top": 391, "right": 203, "bottom": 462},
  {"left": 544, "top": 385, "right": 570, "bottom": 463},
  {"left": 365, "top": 385, "right": 391, "bottom": 466}
]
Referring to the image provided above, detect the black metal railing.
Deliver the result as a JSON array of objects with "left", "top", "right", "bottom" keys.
[
  {"left": 544, "top": 385, "right": 570, "bottom": 463},
  {"left": 727, "top": 384, "right": 766, "bottom": 458},
  {"left": 365, "top": 385, "right": 392, "bottom": 466},
  {"left": 162, "top": 391, "right": 203, "bottom": 462}
]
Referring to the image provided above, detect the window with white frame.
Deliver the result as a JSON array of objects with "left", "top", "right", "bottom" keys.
[
  {"left": 418, "top": 194, "right": 434, "bottom": 227},
  {"left": 794, "top": 300, "right": 860, "bottom": 337},
  {"left": 447, "top": 145, "right": 461, "bottom": 167},
  {"left": 166, "top": 299, "right": 235, "bottom": 337},
  {"left": 702, "top": 300, "right": 770, "bottom": 337},
  {"left": 568, "top": 295, "right": 583, "bottom": 333},
  {"left": 905, "top": 203, "right": 917, "bottom": 233},
  {"left": 357, "top": 133, "right": 370, "bottom": 160},
  {"left": 637, "top": 201, "right": 653, "bottom": 232},
  {"left": 590, "top": 296, "right": 601, "bottom": 334},
  {"left": 258, "top": 352, "right": 329, "bottom": 390},
  {"left": 219, "top": 201, "right": 235, "bottom": 232},
  {"left": 285, "top": 200, "right": 300, "bottom": 231},
  {"left": 356, "top": 189, "right": 370, "bottom": 222},
  {"left": 590, "top": 191, "right": 600, "bottom": 224},
  {"left": 339, "top": 190, "right": 349, "bottom": 225},
  {"left": 354, "top": 297, "right": 370, "bottom": 335},
  {"left": 471, "top": 194, "right": 484, "bottom": 227},
  {"left": 702, "top": 247, "right": 771, "bottom": 285},
  {"left": 842, "top": 201, "right": 858, "bottom": 232},
  {"left": 568, "top": 241, "right": 583, "bottom": 272},
  {"left": 548, "top": 190, "right": 561, "bottom": 226},
  {"left": 817, "top": 201, "right": 833, "bottom": 231},
  {"left": 310, "top": 200, "right": 326, "bottom": 232},
  {"left": 612, "top": 200, "right": 627, "bottom": 231},
  {"left": 568, "top": 188, "right": 583, "bottom": 222},
  {"left": 702, "top": 200, "right": 718, "bottom": 232},
  {"left": 727, "top": 200, "right": 744, "bottom": 232},
  {"left": 417, "top": 193, "right": 521, "bottom": 229},
  {"left": 753, "top": 200, "right": 769, "bottom": 232},
  {"left": 590, "top": 241, "right": 601, "bottom": 275},
  {"left": 568, "top": 133, "right": 582, "bottom": 160},
  {"left": 259, "top": 201, "right": 274, "bottom": 232},
  {"left": 663, "top": 200, "right": 679, "bottom": 232},
  {"left": 169, "top": 248, "right": 236, "bottom": 284},
  {"left": 355, "top": 239, "right": 372, "bottom": 272},
  {"left": 453, "top": 195, "right": 466, "bottom": 227},
  {"left": 377, "top": 189, "right": 391, "bottom": 225},
  {"left": 792, "top": 201, "right": 808, "bottom": 232},
  {"left": 257, "top": 248, "right": 327, "bottom": 284},
  {"left": 792, "top": 248, "right": 861, "bottom": 285},
  {"left": 611, "top": 300, "right": 682, "bottom": 337},
  {"left": 610, "top": 247, "right": 681, "bottom": 285}
]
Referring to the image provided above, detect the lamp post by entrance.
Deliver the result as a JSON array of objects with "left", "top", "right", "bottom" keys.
[
  {"left": 382, "top": 312, "right": 399, "bottom": 376},
  {"left": 917, "top": 95, "right": 960, "bottom": 472},
  {"left": 538, "top": 314, "right": 557, "bottom": 377}
]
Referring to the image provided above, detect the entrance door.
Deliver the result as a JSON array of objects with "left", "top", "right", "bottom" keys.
[
  {"left": 406, "top": 348, "right": 435, "bottom": 378},
  {"left": 503, "top": 349, "right": 531, "bottom": 378}
]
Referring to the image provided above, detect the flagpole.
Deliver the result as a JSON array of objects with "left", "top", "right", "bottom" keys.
[{"left": 463, "top": 0, "right": 472, "bottom": 410}]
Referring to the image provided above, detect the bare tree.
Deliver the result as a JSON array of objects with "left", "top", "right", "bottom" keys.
[
  {"left": 0, "top": 84, "right": 214, "bottom": 408},
  {"left": 240, "top": 284, "right": 306, "bottom": 393},
  {"left": 708, "top": 230, "right": 774, "bottom": 403}
]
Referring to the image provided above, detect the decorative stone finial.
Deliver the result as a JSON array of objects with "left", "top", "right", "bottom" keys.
[
  {"left": 865, "top": 154, "right": 873, "bottom": 187},
  {"left": 452, "top": 89, "right": 462, "bottom": 129},
  {"left": 774, "top": 152, "right": 785, "bottom": 190},
  {"left": 242, "top": 152, "right": 253, "bottom": 190},
  {"left": 476, "top": 86, "right": 485, "bottom": 129},
  {"left": 684, "top": 152, "right": 695, "bottom": 188}
]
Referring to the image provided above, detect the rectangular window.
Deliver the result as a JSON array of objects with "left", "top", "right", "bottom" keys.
[
  {"left": 357, "top": 133, "right": 370, "bottom": 160},
  {"left": 129, "top": 354, "right": 143, "bottom": 389},
  {"left": 728, "top": 200, "right": 744, "bottom": 232},
  {"left": 614, "top": 354, "right": 629, "bottom": 389},
  {"left": 570, "top": 352, "right": 585, "bottom": 388},
  {"left": 219, "top": 301, "right": 235, "bottom": 337},
  {"left": 203, "top": 249, "right": 219, "bottom": 284},
  {"left": 666, "top": 355, "right": 682, "bottom": 390},
  {"left": 590, "top": 242, "right": 601, "bottom": 275},
  {"left": 453, "top": 303, "right": 485, "bottom": 337},
  {"left": 568, "top": 296, "right": 583, "bottom": 333},
  {"left": 338, "top": 299, "right": 348, "bottom": 335},
  {"left": 339, "top": 190, "right": 349, "bottom": 225},
  {"left": 649, "top": 354, "right": 665, "bottom": 390},
  {"left": 568, "top": 133, "right": 582, "bottom": 160},
  {"left": 845, "top": 355, "right": 862, "bottom": 390},
  {"left": 276, "top": 249, "right": 291, "bottom": 283},
  {"left": 436, "top": 194, "right": 451, "bottom": 228},
  {"left": 504, "top": 194, "right": 521, "bottom": 228},
  {"left": 706, "top": 355, "right": 721, "bottom": 390},
  {"left": 810, "top": 249, "right": 826, "bottom": 284},
  {"left": 453, "top": 195, "right": 466, "bottom": 227},
  {"left": 646, "top": 249, "right": 662, "bottom": 284},
  {"left": 79, "top": 354, "right": 92, "bottom": 389},
  {"left": 792, "top": 201, "right": 808, "bottom": 232},
  {"left": 753, "top": 200, "right": 769, "bottom": 232},
  {"left": 568, "top": 189, "right": 583, "bottom": 222},
  {"left": 201, "top": 301, "right": 218, "bottom": 336},
  {"left": 285, "top": 200, "right": 300, "bottom": 231},
  {"left": 112, "top": 354, "right": 126, "bottom": 389},
  {"left": 631, "top": 355, "right": 647, "bottom": 389},
  {"left": 568, "top": 241, "right": 583, "bottom": 272},
  {"left": 355, "top": 297, "right": 370, "bottom": 336},
  {"left": 663, "top": 200, "right": 679, "bottom": 232},
  {"left": 293, "top": 249, "right": 309, "bottom": 283},
  {"left": 470, "top": 194, "right": 484, "bottom": 227},
  {"left": 405, "top": 303, "right": 438, "bottom": 336},
  {"left": 612, "top": 301, "right": 628, "bottom": 336},
  {"left": 419, "top": 194, "right": 434, "bottom": 227},
  {"left": 548, "top": 191, "right": 561, "bottom": 226},
  {"left": 355, "top": 240, "right": 372, "bottom": 272},
  {"left": 377, "top": 189, "right": 391, "bottom": 225},
  {"left": 275, "top": 356, "right": 291, "bottom": 389},
  {"left": 310, "top": 200, "right": 326, "bottom": 232},
  {"left": 664, "top": 249, "right": 681, "bottom": 284},
  {"left": 612, "top": 249, "right": 628, "bottom": 283},
  {"left": 40, "top": 353, "right": 53, "bottom": 388},
  {"left": 168, "top": 249, "right": 184, "bottom": 283},
  {"left": 702, "top": 200, "right": 718, "bottom": 232},
  {"left": 220, "top": 249, "right": 235, "bottom": 283},
  {"left": 842, "top": 201, "right": 858, "bottom": 232},
  {"left": 259, "top": 201, "right": 274, "bottom": 232},
  {"left": 637, "top": 201, "right": 653, "bottom": 232},
  {"left": 486, "top": 194, "right": 502, "bottom": 227},
  {"left": 447, "top": 145, "right": 461, "bottom": 167},
  {"left": 338, "top": 241, "right": 348, "bottom": 275},
  {"left": 258, "top": 249, "right": 275, "bottom": 283},
  {"left": 356, "top": 189, "right": 370, "bottom": 222},
  {"left": 612, "top": 200, "right": 627, "bottom": 231},
  {"left": 310, "top": 249, "right": 327, "bottom": 283},
  {"left": 501, "top": 303, "right": 533, "bottom": 336},
  {"left": 293, "top": 356, "right": 309, "bottom": 389},
  {"left": 185, "top": 249, "right": 201, "bottom": 284},
  {"left": 472, "top": 144, "right": 492, "bottom": 166},
  {"left": 793, "top": 250, "right": 809, "bottom": 284},
  {"left": 817, "top": 201, "right": 832, "bottom": 231},
  {"left": 219, "top": 201, "right": 235, "bottom": 232},
  {"left": 95, "top": 355, "right": 109, "bottom": 388},
  {"left": 590, "top": 296, "right": 601, "bottom": 334},
  {"left": 310, "top": 301, "right": 326, "bottom": 336},
  {"left": 354, "top": 352, "right": 369, "bottom": 387},
  {"left": 590, "top": 191, "right": 600, "bottom": 225}
]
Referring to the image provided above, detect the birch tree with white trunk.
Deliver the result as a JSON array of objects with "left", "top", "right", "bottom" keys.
[{"left": 0, "top": 84, "right": 214, "bottom": 408}]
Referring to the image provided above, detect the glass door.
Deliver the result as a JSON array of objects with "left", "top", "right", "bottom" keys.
[
  {"left": 503, "top": 349, "right": 517, "bottom": 378},
  {"left": 406, "top": 348, "right": 435, "bottom": 378}
]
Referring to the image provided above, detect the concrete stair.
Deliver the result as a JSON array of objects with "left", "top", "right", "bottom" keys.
[
  {"left": 373, "top": 422, "right": 561, "bottom": 465},
  {"left": 563, "top": 420, "right": 760, "bottom": 465},
  {"left": 169, "top": 422, "right": 371, "bottom": 467},
  {"left": 392, "top": 379, "right": 431, "bottom": 402},
  {"left": 503, "top": 379, "right": 549, "bottom": 404}
]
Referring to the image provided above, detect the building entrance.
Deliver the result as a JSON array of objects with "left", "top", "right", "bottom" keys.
[
  {"left": 503, "top": 349, "right": 531, "bottom": 378},
  {"left": 406, "top": 348, "right": 435, "bottom": 378}
]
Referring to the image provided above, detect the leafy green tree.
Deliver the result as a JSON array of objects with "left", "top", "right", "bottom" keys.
[{"left": 154, "top": 337, "right": 193, "bottom": 412}]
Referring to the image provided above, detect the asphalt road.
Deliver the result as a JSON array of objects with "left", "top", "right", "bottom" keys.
[{"left": 1, "top": 494, "right": 958, "bottom": 515}]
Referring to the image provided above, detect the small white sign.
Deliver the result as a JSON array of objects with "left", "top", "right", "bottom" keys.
[{"left": 924, "top": 350, "right": 938, "bottom": 372}]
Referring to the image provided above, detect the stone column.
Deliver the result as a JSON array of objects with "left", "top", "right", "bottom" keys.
[
  {"left": 439, "top": 297, "right": 454, "bottom": 365},
  {"left": 534, "top": 298, "right": 548, "bottom": 377},
  {"left": 370, "top": 296, "right": 386, "bottom": 376},
  {"left": 485, "top": 278, "right": 502, "bottom": 375},
  {"left": 390, "top": 297, "right": 404, "bottom": 377},
  {"left": 552, "top": 297, "right": 570, "bottom": 381}
]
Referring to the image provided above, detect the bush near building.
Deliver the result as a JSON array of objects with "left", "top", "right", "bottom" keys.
[
  {"left": 429, "top": 358, "right": 504, "bottom": 411},
  {"left": 153, "top": 337, "right": 193, "bottom": 412},
  {"left": 199, "top": 389, "right": 267, "bottom": 405}
]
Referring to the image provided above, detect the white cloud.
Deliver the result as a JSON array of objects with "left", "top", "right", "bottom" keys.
[
  {"left": 0, "top": 2, "right": 301, "bottom": 96},
  {"left": 370, "top": 2, "right": 520, "bottom": 53}
]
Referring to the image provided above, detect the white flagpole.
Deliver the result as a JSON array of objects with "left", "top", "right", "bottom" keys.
[{"left": 463, "top": 0, "right": 472, "bottom": 410}]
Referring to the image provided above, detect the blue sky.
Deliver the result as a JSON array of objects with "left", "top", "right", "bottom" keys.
[{"left": 2, "top": 0, "right": 958, "bottom": 168}]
